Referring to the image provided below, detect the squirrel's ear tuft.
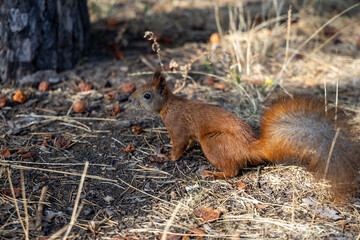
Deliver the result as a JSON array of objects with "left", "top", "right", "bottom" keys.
[{"left": 152, "top": 66, "right": 166, "bottom": 91}]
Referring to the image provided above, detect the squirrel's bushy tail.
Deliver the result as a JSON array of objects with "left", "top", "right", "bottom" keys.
[{"left": 253, "top": 96, "right": 360, "bottom": 197}]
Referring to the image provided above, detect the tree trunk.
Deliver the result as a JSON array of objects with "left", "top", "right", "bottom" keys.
[{"left": 0, "top": 0, "right": 90, "bottom": 83}]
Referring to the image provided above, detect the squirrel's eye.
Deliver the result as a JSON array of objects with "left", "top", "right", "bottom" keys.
[{"left": 144, "top": 93, "right": 151, "bottom": 99}]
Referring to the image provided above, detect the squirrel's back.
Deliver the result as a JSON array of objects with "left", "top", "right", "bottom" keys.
[{"left": 254, "top": 96, "right": 360, "bottom": 196}]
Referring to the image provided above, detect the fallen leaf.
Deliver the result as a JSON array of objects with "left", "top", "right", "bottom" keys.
[
  {"left": 124, "top": 144, "right": 136, "bottom": 153},
  {"left": 17, "top": 149, "right": 25, "bottom": 154},
  {"left": 193, "top": 207, "right": 222, "bottom": 223},
  {"left": 235, "top": 180, "right": 248, "bottom": 191},
  {"left": 77, "top": 81, "right": 92, "bottom": 92},
  {"left": 0, "top": 96, "right": 8, "bottom": 108},
  {"left": 38, "top": 81, "right": 51, "bottom": 92},
  {"left": 41, "top": 140, "right": 48, "bottom": 147},
  {"left": 207, "top": 77, "right": 215, "bottom": 85},
  {"left": 2, "top": 188, "right": 21, "bottom": 198},
  {"left": 107, "top": 17, "right": 118, "bottom": 27},
  {"left": 161, "top": 232, "right": 181, "bottom": 240},
  {"left": 338, "top": 220, "right": 347, "bottom": 232},
  {"left": 122, "top": 82, "right": 136, "bottom": 94},
  {"left": 111, "top": 105, "right": 121, "bottom": 116},
  {"left": 1, "top": 148, "right": 11, "bottom": 157},
  {"left": 132, "top": 126, "right": 143, "bottom": 135},
  {"left": 55, "top": 137, "right": 71, "bottom": 150},
  {"left": 145, "top": 163, "right": 156, "bottom": 168},
  {"left": 214, "top": 83, "right": 226, "bottom": 89},
  {"left": 264, "top": 78, "right": 273, "bottom": 88},
  {"left": 148, "top": 155, "right": 164, "bottom": 164},
  {"left": 183, "top": 228, "right": 206, "bottom": 239},
  {"left": 210, "top": 33, "right": 220, "bottom": 45},
  {"left": 21, "top": 152, "right": 36, "bottom": 158},
  {"left": 13, "top": 90, "right": 27, "bottom": 103},
  {"left": 323, "top": 26, "right": 338, "bottom": 38},
  {"left": 106, "top": 92, "right": 116, "bottom": 100}
]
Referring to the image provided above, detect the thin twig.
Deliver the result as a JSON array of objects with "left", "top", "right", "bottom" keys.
[
  {"left": 20, "top": 170, "right": 29, "bottom": 240},
  {"left": 36, "top": 185, "right": 48, "bottom": 231},
  {"left": 7, "top": 168, "right": 28, "bottom": 240},
  {"left": 1, "top": 162, "right": 117, "bottom": 182},
  {"left": 63, "top": 161, "right": 89, "bottom": 239}
]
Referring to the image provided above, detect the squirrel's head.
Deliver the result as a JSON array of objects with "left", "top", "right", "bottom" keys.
[{"left": 129, "top": 67, "right": 169, "bottom": 113}]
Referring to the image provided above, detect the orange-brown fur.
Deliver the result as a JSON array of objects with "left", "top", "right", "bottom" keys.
[{"left": 129, "top": 68, "right": 360, "bottom": 197}]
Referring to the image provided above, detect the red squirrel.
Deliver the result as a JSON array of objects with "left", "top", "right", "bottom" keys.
[{"left": 129, "top": 68, "right": 360, "bottom": 197}]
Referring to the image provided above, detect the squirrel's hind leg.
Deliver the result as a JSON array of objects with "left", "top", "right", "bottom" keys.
[{"left": 200, "top": 133, "right": 250, "bottom": 178}]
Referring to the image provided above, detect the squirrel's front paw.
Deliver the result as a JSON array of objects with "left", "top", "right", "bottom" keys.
[
  {"left": 158, "top": 151, "right": 178, "bottom": 161},
  {"left": 201, "top": 170, "right": 227, "bottom": 179},
  {"left": 157, "top": 153, "right": 169, "bottom": 160},
  {"left": 201, "top": 170, "right": 216, "bottom": 179}
]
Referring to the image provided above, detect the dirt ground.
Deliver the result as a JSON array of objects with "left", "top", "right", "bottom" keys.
[{"left": 1, "top": 1, "right": 360, "bottom": 239}]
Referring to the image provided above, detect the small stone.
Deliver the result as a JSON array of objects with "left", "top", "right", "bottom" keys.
[
  {"left": 115, "top": 120, "right": 131, "bottom": 128},
  {"left": 116, "top": 93, "right": 130, "bottom": 102}
]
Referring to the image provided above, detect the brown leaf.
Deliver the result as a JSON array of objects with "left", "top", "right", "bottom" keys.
[
  {"left": 145, "top": 163, "right": 156, "bottom": 168},
  {"left": 338, "top": 220, "right": 347, "bottom": 232},
  {"left": 148, "top": 155, "right": 164, "bottom": 164},
  {"left": 111, "top": 105, "right": 121, "bottom": 116},
  {"left": 2, "top": 188, "right": 21, "bottom": 198},
  {"left": 77, "top": 81, "right": 92, "bottom": 92},
  {"left": 106, "top": 92, "right": 116, "bottom": 101},
  {"left": 55, "top": 137, "right": 71, "bottom": 150},
  {"left": 186, "top": 228, "right": 206, "bottom": 239},
  {"left": 207, "top": 77, "right": 214, "bottom": 85},
  {"left": 38, "top": 81, "right": 51, "bottom": 92},
  {"left": 235, "top": 180, "right": 248, "bottom": 191},
  {"left": 21, "top": 152, "right": 36, "bottom": 158},
  {"left": 323, "top": 26, "right": 338, "bottom": 38},
  {"left": 210, "top": 33, "right": 220, "bottom": 45},
  {"left": 132, "top": 126, "right": 143, "bottom": 135},
  {"left": 1, "top": 148, "right": 11, "bottom": 157},
  {"left": 124, "top": 144, "right": 136, "bottom": 153},
  {"left": 107, "top": 17, "right": 118, "bottom": 27},
  {"left": 17, "top": 149, "right": 25, "bottom": 154},
  {"left": 122, "top": 82, "right": 136, "bottom": 94},
  {"left": 0, "top": 96, "right": 8, "bottom": 108},
  {"left": 214, "top": 83, "right": 227, "bottom": 89},
  {"left": 13, "top": 90, "right": 27, "bottom": 103},
  {"left": 41, "top": 140, "right": 48, "bottom": 147},
  {"left": 161, "top": 232, "right": 181, "bottom": 240},
  {"left": 193, "top": 207, "right": 222, "bottom": 223}
]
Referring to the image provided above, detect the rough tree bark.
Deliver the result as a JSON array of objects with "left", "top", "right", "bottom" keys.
[{"left": 0, "top": 0, "right": 90, "bottom": 83}]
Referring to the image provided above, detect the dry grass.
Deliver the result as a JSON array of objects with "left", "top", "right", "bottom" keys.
[{"left": 1, "top": 0, "right": 360, "bottom": 239}]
